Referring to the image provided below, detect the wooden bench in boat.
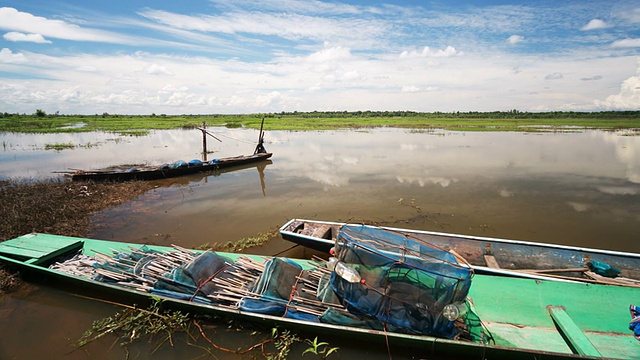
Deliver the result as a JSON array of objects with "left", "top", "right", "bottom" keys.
[
  {"left": 547, "top": 306, "right": 602, "bottom": 357},
  {"left": 0, "top": 233, "right": 82, "bottom": 265}
]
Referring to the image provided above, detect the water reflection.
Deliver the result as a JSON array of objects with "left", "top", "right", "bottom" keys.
[
  {"left": 0, "top": 128, "right": 264, "bottom": 179},
  {"left": 1, "top": 127, "right": 640, "bottom": 359}
]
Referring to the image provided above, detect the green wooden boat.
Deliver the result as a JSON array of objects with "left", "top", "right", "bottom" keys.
[{"left": 0, "top": 232, "right": 638, "bottom": 359}]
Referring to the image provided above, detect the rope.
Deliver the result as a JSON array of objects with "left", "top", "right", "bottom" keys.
[{"left": 200, "top": 128, "right": 257, "bottom": 145}]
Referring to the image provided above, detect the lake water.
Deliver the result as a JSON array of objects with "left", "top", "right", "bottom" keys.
[{"left": 1, "top": 127, "right": 639, "bottom": 359}]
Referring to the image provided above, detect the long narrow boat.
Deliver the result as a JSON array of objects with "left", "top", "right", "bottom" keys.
[
  {"left": 1, "top": 232, "right": 639, "bottom": 359},
  {"left": 279, "top": 219, "right": 640, "bottom": 286},
  {"left": 69, "top": 121, "right": 272, "bottom": 182},
  {"left": 69, "top": 151, "right": 272, "bottom": 181}
]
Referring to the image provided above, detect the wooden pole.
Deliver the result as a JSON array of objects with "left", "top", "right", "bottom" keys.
[{"left": 202, "top": 121, "right": 207, "bottom": 162}]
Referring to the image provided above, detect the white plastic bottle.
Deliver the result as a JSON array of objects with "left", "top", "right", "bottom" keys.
[{"left": 334, "top": 261, "right": 362, "bottom": 283}]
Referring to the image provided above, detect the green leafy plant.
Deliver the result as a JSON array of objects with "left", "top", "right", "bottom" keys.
[
  {"left": 265, "top": 327, "right": 301, "bottom": 360},
  {"left": 302, "top": 337, "right": 339, "bottom": 358},
  {"left": 75, "top": 299, "right": 190, "bottom": 351}
]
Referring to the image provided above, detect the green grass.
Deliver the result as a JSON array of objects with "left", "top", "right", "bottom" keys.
[{"left": 1, "top": 112, "right": 639, "bottom": 133}]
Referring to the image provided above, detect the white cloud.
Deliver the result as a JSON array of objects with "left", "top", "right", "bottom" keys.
[
  {"left": 3, "top": 31, "right": 51, "bottom": 43},
  {"left": 595, "top": 58, "right": 640, "bottom": 110},
  {"left": 581, "top": 19, "right": 609, "bottom": 31},
  {"left": 507, "top": 35, "right": 523, "bottom": 45},
  {"left": 0, "top": 7, "right": 142, "bottom": 45},
  {"left": 402, "top": 86, "right": 420, "bottom": 93},
  {"left": 139, "top": 9, "right": 390, "bottom": 45},
  {"left": 307, "top": 45, "right": 352, "bottom": 63},
  {"left": 611, "top": 38, "right": 640, "bottom": 48},
  {"left": 144, "top": 63, "right": 174, "bottom": 76},
  {"left": 76, "top": 65, "right": 98, "bottom": 72},
  {"left": 0, "top": 48, "right": 26, "bottom": 63},
  {"left": 1, "top": 3, "right": 640, "bottom": 114},
  {"left": 399, "top": 46, "right": 462, "bottom": 59},
  {"left": 255, "top": 91, "right": 282, "bottom": 106},
  {"left": 210, "top": 0, "right": 364, "bottom": 15}
]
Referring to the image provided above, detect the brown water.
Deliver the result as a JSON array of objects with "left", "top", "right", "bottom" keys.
[{"left": 1, "top": 127, "right": 639, "bottom": 359}]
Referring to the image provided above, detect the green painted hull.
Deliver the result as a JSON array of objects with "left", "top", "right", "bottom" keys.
[{"left": 1, "top": 233, "right": 638, "bottom": 359}]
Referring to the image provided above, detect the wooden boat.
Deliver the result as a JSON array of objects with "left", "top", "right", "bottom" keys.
[
  {"left": 69, "top": 152, "right": 272, "bottom": 181},
  {"left": 69, "top": 121, "right": 271, "bottom": 182},
  {"left": 1, "top": 232, "right": 639, "bottom": 359},
  {"left": 279, "top": 219, "right": 640, "bottom": 287}
]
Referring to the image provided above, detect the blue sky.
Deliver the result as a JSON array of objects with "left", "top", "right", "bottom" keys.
[{"left": 0, "top": 0, "right": 639, "bottom": 115}]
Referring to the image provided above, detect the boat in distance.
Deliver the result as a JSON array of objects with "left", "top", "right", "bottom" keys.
[
  {"left": 0, "top": 232, "right": 639, "bottom": 359},
  {"left": 279, "top": 218, "right": 640, "bottom": 287},
  {"left": 68, "top": 151, "right": 272, "bottom": 182},
  {"left": 69, "top": 119, "right": 271, "bottom": 182}
]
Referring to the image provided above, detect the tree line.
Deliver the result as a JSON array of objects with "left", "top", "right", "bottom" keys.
[{"left": 2, "top": 109, "right": 639, "bottom": 119}]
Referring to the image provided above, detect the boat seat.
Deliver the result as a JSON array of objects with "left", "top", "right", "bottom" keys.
[
  {"left": 301, "top": 224, "right": 333, "bottom": 239},
  {"left": 483, "top": 254, "right": 501, "bottom": 269},
  {"left": 547, "top": 306, "right": 602, "bottom": 357},
  {"left": 0, "top": 233, "right": 83, "bottom": 265}
]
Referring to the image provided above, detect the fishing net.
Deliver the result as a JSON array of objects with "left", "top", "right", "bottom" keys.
[
  {"left": 326, "top": 224, "right": 473, "bottom": 338},
  {"left": 55, "top": 229, "right": 478, "bottom": 340},
  {"left": 152, "top": 250, "right": 235, "bottom": 303},
  {"left": 238, "top": 257, "right": 324, "bottom": 322}
]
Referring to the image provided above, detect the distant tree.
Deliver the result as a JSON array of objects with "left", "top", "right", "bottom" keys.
[{"left": 35, "top": 109, "right": 46, "bottom": 117}]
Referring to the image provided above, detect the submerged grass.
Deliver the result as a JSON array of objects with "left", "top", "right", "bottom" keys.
[
  {"left": 74, "top": 298, "right": 336, "bottom": 359},
  {"left": 197, "top": 227, "right": 279, "bottom": 253},
  {"left": 44, "top": 142, "right": 76, "bottom": 151}
]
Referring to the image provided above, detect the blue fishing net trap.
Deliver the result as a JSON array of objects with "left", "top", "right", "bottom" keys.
[{"left": 327, "top": 224, "right": 474, "bottom": 338}]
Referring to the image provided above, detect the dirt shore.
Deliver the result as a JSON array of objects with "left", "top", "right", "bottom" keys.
[
  {"left": 0, "top": 179, "right": 154, "bottom": 241},
  {"left": 0, "top": 179, "right": 154, "bottom": 291}
]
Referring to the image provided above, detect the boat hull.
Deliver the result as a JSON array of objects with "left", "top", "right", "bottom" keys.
[
  {"left": 279, "top": 219, "right": 640, "bottom": 286},
  {"left": 1, "top": 233, "right": 638, "bottom": 359},
  {"left": 70, "top": 152, "right": 272, "bottom": 181}
]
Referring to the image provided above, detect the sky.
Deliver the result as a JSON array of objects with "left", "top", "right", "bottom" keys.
[{"left": 0, "top": 0, "right": 639, "bottom": 115}]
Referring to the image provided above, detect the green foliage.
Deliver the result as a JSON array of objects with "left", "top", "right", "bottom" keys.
[
  {"left": 1, "top": 111, "right": 640, "bottom": 133},
  {"left": 75, "top": 300, "right": 190, "bottom": 351},
  {"left": 200, "top": 228, "right": 278, "bottom": 252},
  {"left": 302, "top": 337, "right": 339, "bottom": 358},
  {"left": 266, "top": 327, "right": 301, "bottom": 360}
]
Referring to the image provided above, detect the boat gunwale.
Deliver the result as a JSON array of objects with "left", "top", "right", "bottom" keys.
[{"left": 279, "top": 218, "right": 640, "bottom": 260}]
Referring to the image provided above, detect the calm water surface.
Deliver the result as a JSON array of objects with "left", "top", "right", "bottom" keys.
[{"left": 1, "top": 127, "right": 639, "bottom": 359}]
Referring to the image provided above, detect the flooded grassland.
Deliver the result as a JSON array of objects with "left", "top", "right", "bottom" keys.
[{"left": 1, "top": 126, "right": 639, "bottom": 359}]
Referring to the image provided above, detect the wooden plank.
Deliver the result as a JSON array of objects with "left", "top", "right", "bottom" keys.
[
  {"left": 547, "top": 306, "right": 602, "bottom": 357},
  {"left": 0, "top": 234, "right": 82, "bottom": 264},
  {"left": 310, "top": 225, "right": 332, "bottom": 239},
  {"left": 584, "top": 271, "right": 640, "bottom": 286},
  {"left": 0, "top": 236, "right": 77, "bottom": 258},
  {"left": 519, "top": 267, "right": 588, "bottom": 274},
  {"left": 513, "top": 271, "right": 640, "bottom": 288},
  {"left": 483, "top": 254, "right": 500, "bottom": 269}
]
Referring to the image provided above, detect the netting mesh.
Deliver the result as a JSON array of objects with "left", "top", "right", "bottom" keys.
[
  {"left": 330, "top": 225, "right": 473, "bottom": 337},
  {"left": 54, "top": 227, "right": 479, "bottom": 340}
]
